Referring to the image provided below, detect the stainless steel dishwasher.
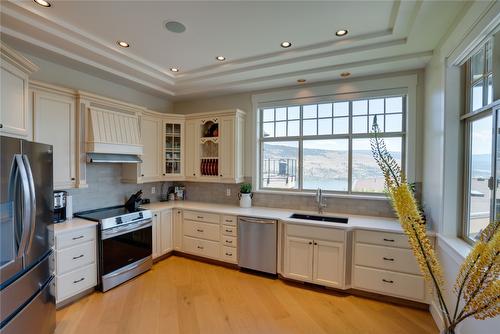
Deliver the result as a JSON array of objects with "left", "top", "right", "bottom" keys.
[{"left": 237, "top": 216, "right": 277, "bottom": 274}]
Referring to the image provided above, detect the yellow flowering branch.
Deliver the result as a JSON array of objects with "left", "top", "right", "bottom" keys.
[{"left": 370, "top": 116, "right": 499, "bottom": 332}]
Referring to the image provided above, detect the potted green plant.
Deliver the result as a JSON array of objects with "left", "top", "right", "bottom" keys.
[{"left": 238, "top": 183, "right": 253, "bottom": 208}]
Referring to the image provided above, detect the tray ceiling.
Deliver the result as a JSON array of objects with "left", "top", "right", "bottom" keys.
[{"left": 0, "top": 1, "right": 467, "bottom": 100}]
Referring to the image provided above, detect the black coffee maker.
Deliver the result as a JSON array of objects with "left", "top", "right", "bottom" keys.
[{"left": 53, "top": 190, "right": 67, "bottom": 222}]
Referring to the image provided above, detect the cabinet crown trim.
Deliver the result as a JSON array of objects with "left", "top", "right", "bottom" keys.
[{"left": 0, "top": 42, "right": 39, "bottom": 74}]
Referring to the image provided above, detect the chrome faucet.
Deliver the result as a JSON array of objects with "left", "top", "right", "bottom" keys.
[{"left": 316, "top": 188, "right": 327, "bottom": 214}]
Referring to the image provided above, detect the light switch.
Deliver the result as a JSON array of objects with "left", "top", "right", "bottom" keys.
[
  {"left": 151, "top": 186, "right": 156, "bottom": 194},
  {"left": 226, "top": 188, "right": 231, "bottom": 197}
]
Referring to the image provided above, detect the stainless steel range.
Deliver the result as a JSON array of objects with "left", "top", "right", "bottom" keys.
[{"left": 74, "top": 206, "right": 153, "bottom": 292}]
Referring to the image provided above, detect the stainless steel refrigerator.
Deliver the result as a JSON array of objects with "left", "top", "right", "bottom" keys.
[{"left": 0, "top": 136, "right": 55, "bottom": 334}]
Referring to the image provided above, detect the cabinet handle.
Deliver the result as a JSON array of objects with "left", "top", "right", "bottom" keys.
[
  {"left": 72, "top": 254, "right": 84, "bottom": 260},
  {"left": 383, "top": 257, "right": 395, "bottom": 261},
  {"left": 383, "top": 238, "right": 395, "bottom": 242},
  {"left": 226, "top": 219, "right": 233, "bottom": 223},
  {"left": 72, "top": 235, "right": 84, "bottom": 240},
  {"left": 225, "top": 252, "right": 232, "bottom": 256},
  {"left": 225, "top": 229, "right": 232, "bottom": 233},
  {"left": 73, "top": 277, "right": 85, "bottom": 284},
  {"left": 196, "top": 229, "right": 204, "bottom": 232},
  {"left": 197, "top": 216, "right": 204, "bottom": 219},
  {"left": 226, "top": 240, "right": 232, "bottom": 244},
  {"left": 382, "top": 279, "right": 394, "bottom": 284},
  {"left": 197, "top": 246, "right": 204, "bottom": 250},
  {"left": 308, "top": 241, "right": 312, "bottom": 245}
]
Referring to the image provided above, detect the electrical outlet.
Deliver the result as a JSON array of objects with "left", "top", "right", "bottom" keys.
[
  {"left": 151, "top": 186, "right": 156, "bottom": 194},
  {"left": 226, "top": 188, "right": 231, "bottom": 197}
]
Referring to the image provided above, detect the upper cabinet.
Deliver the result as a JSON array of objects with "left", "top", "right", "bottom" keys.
[
  {"left": 0, "top": 43, "right": 39, "bottom": 139},
  {"left": 162, "top": 117, "right": 184, "bottom": 179},
  {"left": 140, "top": 114, "right": 162, "bottom": 182},
  {"left": 185, "top": 109, "right": 245, "bottom": 183},
  {"left": 31, "top": 83, "right": 77, "bottom": 190}
]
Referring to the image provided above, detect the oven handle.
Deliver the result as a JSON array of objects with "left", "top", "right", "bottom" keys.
[
  {"left": 102, "top": 256, "right": 151, "bottom": 279},
  {"left": 101, "top": 219, "right": 152, "bottom": 240}
]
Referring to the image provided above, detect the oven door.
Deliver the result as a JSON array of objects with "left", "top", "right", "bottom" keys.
[{"left": 101, "top": 220, "right": 152, "bottom": 276}]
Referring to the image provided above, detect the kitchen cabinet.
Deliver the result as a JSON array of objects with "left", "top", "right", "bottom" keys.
[
  {"left": 283, "top": 224, "right": 346, "bottom": 289},
  {"left": 50, "top": 222, "right": 97, "bottom": 306},
  {"left": 32, "top": 85, "right": 77, "bottom": 190},
  {"left": 352, "top": 229, "right": 430, "bottom": 302},
  {"left": 185, "top": 109, "right": 245, "bottom": 183},
  {"left": 184, "top": 119, "right": 198, "bottom": 179},
  {"left": 140, "top": 115, "right": 163, "bottom": 182},
  {"left": 0, "top": 43, "right": 38, "bottom": 139},
  {"left": 163, "top": 119, "right": 184, "bottom": 179},
  {"left": 152, "top": 209, "right": 173, "bottom": 259},
  {"left": 173, "top": 209, "right": 183, "bottom": 250}
]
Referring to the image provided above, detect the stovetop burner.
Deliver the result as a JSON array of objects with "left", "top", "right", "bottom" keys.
[{"left": 75, "top": 205, "right": 152, "bottom": 230}]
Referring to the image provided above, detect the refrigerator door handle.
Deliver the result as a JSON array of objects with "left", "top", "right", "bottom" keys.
[
  {"left": 8, "top": 157, "right": 22, "bottom": 258},
  {"left": 23, "top": 155, "right": 37, "bottom": 254},
  {"left": 14, "top": 154, "right": 32, "bottom": 261}
]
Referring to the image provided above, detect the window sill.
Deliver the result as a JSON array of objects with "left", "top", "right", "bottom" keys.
[
  {"left": 254, "top": 189, "right": 390, "bottom": 201},
  {"left": 436, "top": 234, "right": 472, "bottom": 264}
]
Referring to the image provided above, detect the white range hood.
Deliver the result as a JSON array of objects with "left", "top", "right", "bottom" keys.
[{"left": 86, "top": 107, "right": 143, "bottom": 162}]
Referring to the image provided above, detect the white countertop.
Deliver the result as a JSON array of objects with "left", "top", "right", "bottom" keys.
[
  {"left": 140, "top": 201, "right": 432, "bottom": 235},
  {"left": 50, "top": 217, "right": 98, "bottom": 234}
]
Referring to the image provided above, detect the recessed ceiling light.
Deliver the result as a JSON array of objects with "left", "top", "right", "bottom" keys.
[
  {"left": 165, "top": 21, "right": 187, "bottom": 33},
  {"left": 170, "top": 68, "right": 179, "bottom": 73},
  {"left": 340, "top": 72, "right": 351, "bottom": 78},
  {"left": 33, "top": 0, "right": 51, "bottom": 7},
  {"left": 280, "top": 41, "right": 292, "bottom": 48},
  {"left": 297, "top": 79, "right": 306, "bottom": 83},
  {"left": 117, "top": 41, "right": 130, "bottom": 48},
  {"left": 216, "top": 56, "right": 226, "bottom": 61},
  {"left": 335, "top": 29, "right": 348, "bottom": 37}
]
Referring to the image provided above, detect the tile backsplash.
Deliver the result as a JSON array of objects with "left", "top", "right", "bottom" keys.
[{"left": 68, "top": 166, "right": 396, "bottom": 218}]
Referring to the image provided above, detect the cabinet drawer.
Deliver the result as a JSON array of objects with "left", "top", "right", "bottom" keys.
[
  {"left": 355, "top": 243, "right": 421, "bottom": 275},
  {"left": 222, "top": 215, "right": 237, "bottom": 226},
  {"left": 182, "top": 236, "right": 220, "bottom": 259},
  {"left": 184, "top": 210, "right": 220, "bottom": 224},
  {"left": 56, "top": 241, "right": 95, "bottom": 275},
  {"left": 56, "top": 263, "right": 96, "bottom": 302},
  {"left": 221, "top": 246, "right": 237, "bottom": 263},
  {"left": 353, "top": 266, "right": 425, "bottom": 301},
  {"left": 286, "top": 224, "right": 344, "bottom": 242},
  {"left": 56, "top": 227, "right": 95, "bottom": 250},
  {"left": 356, "top": 230, "right": 410, "bottom": 249},
  {"left": 222, "top": 235, "right": 237, "bottom": 248},
  {"left": 221, "top": 225, "right": 237, "bottom": 237},
  {"left": 183, "top": 220, "right": 220, "bottom": 241}
]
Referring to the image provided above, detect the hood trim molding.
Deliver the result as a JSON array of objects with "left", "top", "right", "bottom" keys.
[{"left": 87, "top": 153, "right": 142, "bottom": 164}]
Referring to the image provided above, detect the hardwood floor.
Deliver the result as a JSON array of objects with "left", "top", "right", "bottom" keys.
[{"left": 55, "top": 256, "right": 438, "bottom": 334}]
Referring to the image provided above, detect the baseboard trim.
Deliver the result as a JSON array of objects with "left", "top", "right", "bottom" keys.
[{"left": 430, "top": 300, "right": 446, "bottom": 332}]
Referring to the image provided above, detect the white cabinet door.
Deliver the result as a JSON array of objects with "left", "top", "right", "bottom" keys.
[
  {"left": 173, "top": 209, "right": 183, "bottom": 250},
  {"left": 140, "top": 116, "right": 162, "bottom": 182},
  {"left": 219, "top": 116, "right": 235, "bottom": 181},
  {"left": 284, "top": 236, "right": 313, "bottom": 282},
  {"left": 313, "top": 240, "right": 344, "bottom": 288},
  {"left": 162, "top": 120, "right": 184, "bottom": 179},
  {"left": 33, "top": 90, "right": 76, "bottom": 190},
  {"left": 0, "top": 62, "right": 31, "bottom": 139},
  {"left": 152, "top": 211, "right": 160, "bottom": 259},
  {"left": 160, "top": 209, "right": 172, "bottom": 255},
  {"left": 184, "top": 120, "right": 198, "bottom": 179}
]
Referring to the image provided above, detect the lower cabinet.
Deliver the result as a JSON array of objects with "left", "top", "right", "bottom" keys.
[
  {"left": 283, "top": 224, "right": 346, "bottom": 289},
  {"left": 152, "top": 208, "right": 172, "bottom": 259},
  {"left": 52, "top": 224, "right": 97, "bottom": 305}
]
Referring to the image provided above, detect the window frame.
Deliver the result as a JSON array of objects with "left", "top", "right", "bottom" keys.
[
  {"left": 461, "top": 38, "right": 498, "bottom": 245},
  {"left": 258, "top": 95, "right": 407, "bottom": 196}
]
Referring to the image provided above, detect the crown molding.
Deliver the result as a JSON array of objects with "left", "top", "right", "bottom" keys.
[{"left": 0, "top": 40, "right": 39, "bottom": 73}]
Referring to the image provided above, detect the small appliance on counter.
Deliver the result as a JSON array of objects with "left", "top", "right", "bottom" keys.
[{"left": 53, "top": 190, "right": 67, "bottom": 222}]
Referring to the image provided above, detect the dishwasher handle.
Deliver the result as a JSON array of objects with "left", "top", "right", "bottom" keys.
[{"left": 239, "top": 217, "right": 275, "bottom": 224}]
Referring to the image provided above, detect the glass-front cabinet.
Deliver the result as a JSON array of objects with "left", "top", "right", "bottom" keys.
[{"left": 163, "top": 119, "right": 184, "bottom": 178}]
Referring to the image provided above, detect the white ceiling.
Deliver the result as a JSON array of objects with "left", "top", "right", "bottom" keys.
[{"left": 0, "top": 0, "right": 466, "bottom": 100}]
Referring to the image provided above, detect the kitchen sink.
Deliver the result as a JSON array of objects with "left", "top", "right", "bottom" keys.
[{"left": 289, "top": 213, "right": 348, "bottom": 224}]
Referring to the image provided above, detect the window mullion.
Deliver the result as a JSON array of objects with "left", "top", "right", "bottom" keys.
[{"left": 348, "top": 100, "right": 353, "bottom": 194}]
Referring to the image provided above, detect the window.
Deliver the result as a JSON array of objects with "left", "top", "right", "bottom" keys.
[
  {"left": 259, "top": 95, "right": 406, "bottom": 194},
  {"left": 462, "top": 39, "right": 498, "bottom": 243}
]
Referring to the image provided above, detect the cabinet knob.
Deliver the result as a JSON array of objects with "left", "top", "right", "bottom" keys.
[
  {"left": 0, "top": 123, "right": 3, "bottom": 128},
  {"left": 220, "top": 174, "right": 223, "bottom": 177},
  {"left": 308, "top": 241, "right": 312, "bottom": 245},
  {"left": 314, "top": 242, "right": 318, "bottom": 245},
  {"left": 141, "top": 174, "right": 144, "bottom": 177},
  {"left": 154, "top": 214, "right": 158, "bottom": 217},
  {"left": 163, "top": 173, "right": 166, "bottom": 176},
  {"left": 71, "top": 177, "right": 75, "bottom": 181}
]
